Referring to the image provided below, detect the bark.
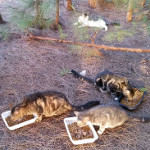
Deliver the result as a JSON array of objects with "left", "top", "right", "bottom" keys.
[
  {"left": 0, "top": 14, "right": 4, "bottom": 24},
  {"left": 66, "top": 0, "right": 73, "bottom": 11},
  {"left": 88, "top": 0, "right": 97, "bottom": 8},
  {"left": 141, "top": 0, "right": 146, "bottom": 6},
  {"left": 55, "top": 0, "right": 59, "bottom": 26},
  {"left": 126, "top": 0, "right": 133, "bottom": 22},
  {"left": 26, "top": 29, "right": 150, "bottom": 53}
]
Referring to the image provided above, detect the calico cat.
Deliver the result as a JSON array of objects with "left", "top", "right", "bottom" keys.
[
  {"left": 71, "top": 69, "right": 135, "bottom": 101},
  {"left": 74, "top": 14, "right": 108, "bottom": 31},
  {"left": 74, "top": 14, "right": 120, "bottom": 31},
  {"left": 74, "top": 102, "right": 150, "bottom": 134},
  {"left": 10, "top": 91, "right": 100, "bottom": 122}
]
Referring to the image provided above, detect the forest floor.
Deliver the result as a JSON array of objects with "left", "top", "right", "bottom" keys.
[{"left": 0, "top": 0, "right": 150, "bottom": 150}]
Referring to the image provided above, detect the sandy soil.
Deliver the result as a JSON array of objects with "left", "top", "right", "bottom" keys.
[{"left": 0, "top": 0, "right": 150, "bottom": 150}]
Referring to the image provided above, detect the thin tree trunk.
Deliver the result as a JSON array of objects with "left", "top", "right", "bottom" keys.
[
  {"left": 126, "top": 0, "right": 133, "bottom": 22},
  {"left": 141, "top": 0, "right": 146, "bottom": 6},
  {"left": 55, "top": 0, "right": 59, "bottom": 26},
  {"left": 89, "top": 0, "right": 97, "bottom": 8},
  {"left": 66, "top": 0, "right": 73, "bottom": 11},
  {"left": 26, "top": 29, "right": 150, "bottom": 53},
  {"left": 0, "top": 14, "right": 4, "bottom": 24}
]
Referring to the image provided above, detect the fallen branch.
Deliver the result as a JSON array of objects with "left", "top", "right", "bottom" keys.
[{"left": 27, "top": 29, "right": 150, "bottom": 53}]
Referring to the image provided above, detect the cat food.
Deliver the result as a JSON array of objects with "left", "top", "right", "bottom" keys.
[
  {"left": 6, "top": 115, "right": 34, "bottom": 127},
  {"left": 68, "top": 123, "right": 93, "bottom": 140},
  {"left": 119, "top": 89, "right": 145, "bottom": 109},
  {"left": 64, "top": 117, "right": 98, "bottom": 145},
  {"left": 1, "top": 110, "right": 38, "bottom": 130}
]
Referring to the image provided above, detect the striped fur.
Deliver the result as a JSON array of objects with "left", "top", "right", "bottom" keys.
[
  {"left": 11, "top": 91, "right": 100, "bottom": 122},
  {"left": 71, "top": 69, "right": 135, "bottom": 101}
]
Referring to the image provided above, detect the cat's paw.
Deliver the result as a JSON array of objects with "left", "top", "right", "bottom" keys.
[
  {"left": 114, "top": 97, "right": 119, "bottom": 101},
  {"left": 97, "top": 130, "right": 103, "bottom": 135},
  {"left": 35, "top": 117, "right": 42, "bottom": 122}
]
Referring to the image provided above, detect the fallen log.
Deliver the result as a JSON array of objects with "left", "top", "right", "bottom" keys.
[{"left": 26, "top": 29, "right": 150, "bottom": 53}]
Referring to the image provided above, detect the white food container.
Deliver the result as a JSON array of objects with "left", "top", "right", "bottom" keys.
[
  {"left": 64, "top": 117, "right": 98, "bottom": 145},
  {"left": 1, "top": 110, "right": 38, "bottom": 130}
]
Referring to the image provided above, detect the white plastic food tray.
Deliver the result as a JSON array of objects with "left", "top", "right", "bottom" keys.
[
  {"left": 64, "top": 117, "right": 98, "bottom": 145},
  {"left": 1, "top": 110, "right": 38, "bottom": 130}
]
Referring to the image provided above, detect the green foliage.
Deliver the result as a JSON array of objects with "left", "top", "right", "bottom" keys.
[
  {"left": 59, "top": 68, "right": 70, "bottom": 76},
  {"left": 11, "top": 10, "right": 34, "bottom": 30},
  {"left": 103, "top": 26, "right": 135, "bottom": 42},
  {"left": 73, "top": 26, "right": 90, "bottom": 42},
  {"left": 58, "top": 25, "right": 67, "bottom": 39},
  {"left": 140, "top": 87, "right": 150, "bottom": 93},
  {"left": 10, "top": 0, "right": 56, "bottom": 30},
  {"left": 0, "top": 26, "right": 10, "bottom": 41}
]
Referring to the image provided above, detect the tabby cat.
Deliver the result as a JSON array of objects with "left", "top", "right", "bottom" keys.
[
  {"left": 71, "top": 69, "right": 135, "bottom": 101},
  {"left": 74, "top": 102, "right": 150, "bottom": 134},
  {"left": 10, "top": 91, "right": 100, "bottom": 122}
]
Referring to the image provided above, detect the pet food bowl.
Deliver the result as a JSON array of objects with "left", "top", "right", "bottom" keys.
[
  {"left": 1, "top": 110, "right": 38, "bottom": 130},
  {"left": 64, "top": 117, "right": 98, "bottom": 145},
  {"left": 118, "top": 90, "right": 147, "bottom": 110}
]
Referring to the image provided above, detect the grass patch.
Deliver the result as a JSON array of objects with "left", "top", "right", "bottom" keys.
[
  {"left": 103, "top": 26, "right": 135, "bottom": 42},
  {"left": 59, "top": 68, "right": 70, "bottom": 76},
  {"left": 0, "top": 26, "right": 10, "bottom": 41}
]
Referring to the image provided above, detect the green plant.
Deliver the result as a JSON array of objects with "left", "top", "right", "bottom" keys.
[
  {"left": 10, "top": 0, "right": 56, "bottom": 30},
  {"left": 58, "top": 25, "right": 67, "bottom": 39},
  {"left": 140, "top": 87, "right": 150, "bottom": 93},
  {"left": 73, "top": 26, "right": 90, "bottom": 42},
  {"left": 59, "top": 68, "right": 70, "bottom": 76},
  {"left": 103, "top": 26, "right": 135, "bottom": 42},
  {"left": 0, "top": 26, "right": 10, "bottom": 41}
]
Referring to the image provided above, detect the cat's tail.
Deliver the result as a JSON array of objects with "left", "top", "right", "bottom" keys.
[
  {"left": 128, "top": 115, "right": 150, "bottom": 123},
  {"left": 71, "top": 69, "right": 94, "bottom": 84},
  {"left": 72, "top": 101, "right": 100, "bottom": 111},
  {"left": 106, "top": 22, "right": 120, "bottom": 26}
]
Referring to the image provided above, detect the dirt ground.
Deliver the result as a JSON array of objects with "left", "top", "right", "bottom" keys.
[{"left": 0, "top": 0, "right": 150, "bottom": 150}]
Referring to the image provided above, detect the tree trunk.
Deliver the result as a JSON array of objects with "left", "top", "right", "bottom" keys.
[
  {"left": 89, "top": 0, "right": 97, "bottom": 8},
  {"left": 126, "top": 0, "right": 133, "bottom": 22},
  {"left": 66, "top": 0, "right": 73, "bottom": 11},
  {"left": 0, "top": 14, "right": 4, "bottom": 24},
  {"left": 55, "top": 0, "right": 59, "bottom": 26},
  {"left": 141, "top": 0, "right": 146, "bottom": 6}
]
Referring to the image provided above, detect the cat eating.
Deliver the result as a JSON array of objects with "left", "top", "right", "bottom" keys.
[
  {"left": 10, "top": 91, "right": 100, "bottom": 122},
  {"left": 71, "top": 69, "right": 135, "bottom": 101},
  {"left": 74, "top": 102, "right": 150, "bottom": 135}
]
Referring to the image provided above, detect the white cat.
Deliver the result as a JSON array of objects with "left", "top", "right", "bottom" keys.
[{"left": 74, "top": 14, "right": 108, "bottom": 31}]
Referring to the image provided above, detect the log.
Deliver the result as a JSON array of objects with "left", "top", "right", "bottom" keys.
[{"left": 26, "top": 29, "right": 150, "bottom": 53}]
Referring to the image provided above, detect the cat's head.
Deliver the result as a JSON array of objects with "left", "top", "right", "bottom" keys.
[
  {"left": 122, "top": 81, "right": 135, "bottom": 101},
  {"left": 74, "top": 111, "right": 90, "bottom": 127},
  {"left": 95, "top": 78, "right": 103, "bottom": 89},
  {"left": 11, "top": 102, "right": 26, "bottom": 122}
]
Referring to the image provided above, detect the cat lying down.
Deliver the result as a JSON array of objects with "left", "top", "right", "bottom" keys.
[
  {"left": 74, "top": 14, "right": 120, "bottom": 31},
  {"left": 10, "top": 91, "right": 100, "bottom": 122},
  {"left": 74, "top": 14, "right": 108, "bottom": 31},
  {"left": 74, "top": 102, "right": 150, "bottom": 135}
]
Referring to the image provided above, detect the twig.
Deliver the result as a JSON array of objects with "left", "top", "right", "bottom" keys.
[
  {"left": 26, "top": 29, "right": 150, "bottom": 53},
  {"left": 90, "top": 30, "right": 100, "bottom": 44}
]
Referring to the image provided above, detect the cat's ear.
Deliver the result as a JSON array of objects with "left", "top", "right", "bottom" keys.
[
  {"left": 74, "top": 111, "right": 80, "bottom": 116},
  {"left": 14, "top": 110, "right": 19, "bottom": 115},
  {"left": 9, "top": 102, "right": 14, "bottom": 109},
  {"left": 96, "top": 78, "right": 101, "bottom": 82}
]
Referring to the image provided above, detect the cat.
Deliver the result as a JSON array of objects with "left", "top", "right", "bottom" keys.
[
  {"left": 71, "top": 69, "right": 135, "bottom": 101},
  {"left": 10, "top": 91, "right": 100, "bottom": 122},
  {"left": 74, "top": 14, "right": 108, "bottom": 31},
  {"left": 74, "top": 102, "right": 150, "bottom": 135}
]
